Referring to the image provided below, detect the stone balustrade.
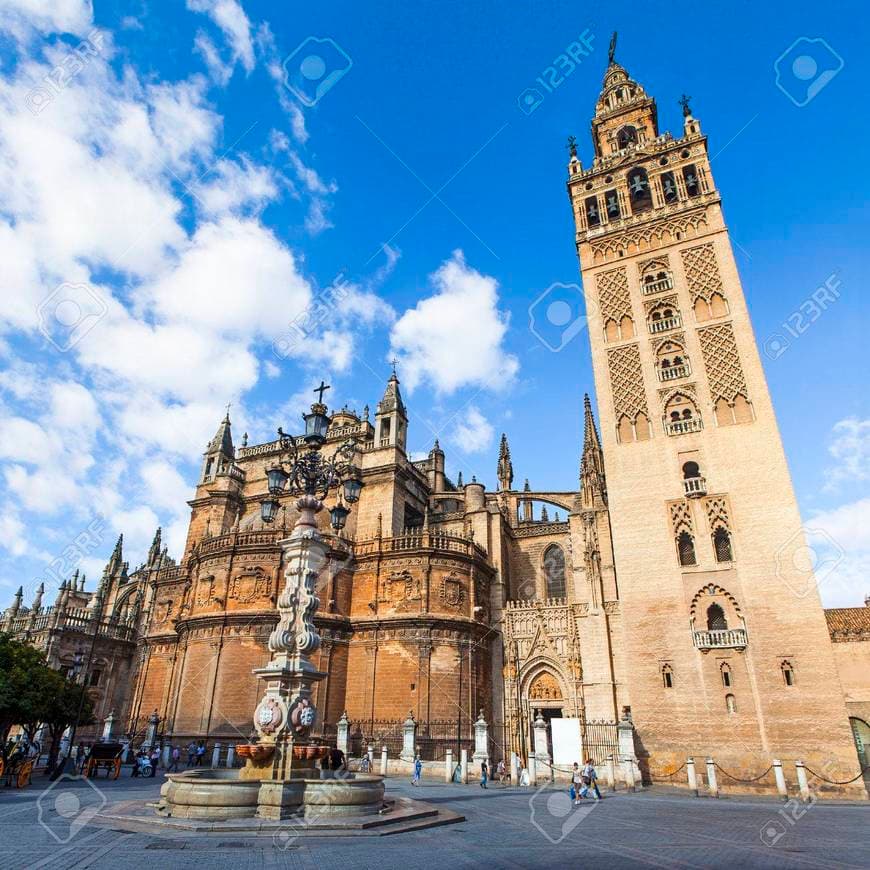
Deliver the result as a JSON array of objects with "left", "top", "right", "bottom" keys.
[{"left": 693, "top": 627, "right": 748, "bottom": 650}]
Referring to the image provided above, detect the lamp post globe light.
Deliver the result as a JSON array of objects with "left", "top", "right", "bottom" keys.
[
  {"left": 250, "top": 382, "right": 365, "bottom": 778},
  {"left": 259, "top": 386, "right": 364, "bottom": 534}
]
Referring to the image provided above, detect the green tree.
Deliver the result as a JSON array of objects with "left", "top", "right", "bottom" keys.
[
  {"left": 0, "top": 633, "right": 49, "bottom": 762},
  {"left": 0, "top": 634, "right": 95, "bottom": 771}
]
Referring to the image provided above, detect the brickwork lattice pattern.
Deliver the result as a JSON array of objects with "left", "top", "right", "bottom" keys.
[
  {"left": 607, "top": 344, "right": 648, "bottom": 420},
  {"left": 697, "top": 322, "right": 748, "bottom": 403}
]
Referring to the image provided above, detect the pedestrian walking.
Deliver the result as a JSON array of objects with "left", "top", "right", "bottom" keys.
[
  {"left": 412, "top": 755, "right": 422, "bottom": 785},
  {"left": 480, "top": 759, "right": 488, "bottom": 788},
  {"left": 583, "top": 757, "right": 602, "bottom": 800},
  {"left": 186, "top": 741, "right": 196, "bottom": 766},
  {"left": 572, "top": 762, "right": 584, "bottom": 804},
  {"left": 195, "top": 741, "right": 206, "bottom": 766},
  {"left": 169, "top": 745, "right": 181, "bottom": 772},
  {"left": 150, "top": 746, "right": 160, "bottom": 772},
  {"left": 496, "top": 758, "right": 506, "bottom": 786}
]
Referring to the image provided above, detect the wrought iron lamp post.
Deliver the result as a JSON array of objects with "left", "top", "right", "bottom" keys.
[{"left": 250, "top": 386, "right": 364, "bottom": 779}]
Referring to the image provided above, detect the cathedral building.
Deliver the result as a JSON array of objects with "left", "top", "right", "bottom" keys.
[{"left": 3, "top": 47, "right": 868, "bottom": 791}]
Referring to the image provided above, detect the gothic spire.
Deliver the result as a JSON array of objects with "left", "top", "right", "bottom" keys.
[
  {"left": 377, "top": 370, "right": 405, "bottom": 416},
  {"left": 107, "top": 533, "right": 124, "bottom": 575},
  {"left": 497, "top": 433, "right": 514, "bottom": 491},
  {"left": 147, "top": 527, "right": 162, "bottom": 567},
  {"left": 206, "top": 411, "right": 234, "bottom": 458},
  {"left": 580, "top": 393, "right": 607, "bottom": 508}
]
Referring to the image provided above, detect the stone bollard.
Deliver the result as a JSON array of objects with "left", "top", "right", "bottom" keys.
[
  {"left": 623, "top": 757, "right": 636, "bottom": 792},
  {"left": 161, "top": 744, "right": 171, "bottom": 769},
  {"left": 705, "top": 758, "right": 718, "bottom": 798},
  {"left": 532, "top": 710, "right": 552, "bottom": 782},
  {"left": 367, "top": 744, "right": 374, "bottom": 769},
  {"left": 400, "top": 711, "right": 417, "bottom": 763},
  {"left": 510, "top": 751, "right": 518, "bottom": 786},
  {"left": 773, "top": 759, "right": 788, "bottom": 799},
  {"left": 529, "top": 751, "right": 538, "bottom": 787},
  {"left": 211, "top": 742, "right": 221, "bottom": 769},
  {"left": 607, "top": 754, "right": 617, "bottom": 792},
  {"left": 795, "top": 761, "right": 811, "bottom": 802},
  {"left": 460, "top": 748, "right": 469, "bottom": 784},
  {"left": 380, "top": 746, "right": 388, "bottom": 776},
  {"left": 336, "top": 711, "right": 350, "bottom": 755},
  {"left": 445, "top": 749, "right": 453, "bottom": 783},
  {"left": 226, "top": 745, "right": 235, "bottom": 768},
  {"left": 472, "top": 710, "right": 489, "bottom": 769},
  {"left": 687, "top": 757, "right": 698, "bottom": 796}
]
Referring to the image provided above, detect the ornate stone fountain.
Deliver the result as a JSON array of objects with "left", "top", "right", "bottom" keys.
[{"left": 158, "top": 395, "right": 384, "bottom": 821}]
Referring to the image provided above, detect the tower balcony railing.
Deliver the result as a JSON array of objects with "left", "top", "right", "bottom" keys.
[
  {"left": 682, "top": 476, "right": 707, "bottom": 498},
  {"left": 642, "top": 276, "right": 674, "bottom": 295},
  {"left": 665, "top": 417, "right": 703, "bottom": 436},
  {"left": 693, "top": 628, "right": 748, "bottom": 650},
  {"left": 658, "top": 362, "right": 690, "bottom": 382},
  {"left": 354, "top": 530, "right": 488, "bottom": 561},
  {"left": 649, "top": 315, "right": 682, "bottom": 334}
]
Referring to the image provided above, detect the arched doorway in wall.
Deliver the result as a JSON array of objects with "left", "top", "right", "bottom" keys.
[{"left": 524, "top": 669, "right": 566, "bottom": 760}]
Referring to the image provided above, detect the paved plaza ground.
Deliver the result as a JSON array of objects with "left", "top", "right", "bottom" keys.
[{"left": 0, "top": 773, "right": 867, "bottom": 870}]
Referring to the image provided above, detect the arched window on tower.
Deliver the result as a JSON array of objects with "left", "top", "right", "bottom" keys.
[
  {"left": 627, "top": 167, "right": 653, "bottom": 214},
  {"left": 604, "top": 189, "right": 621, "bottom": 219},
  {"left": 707, "top": 603, "right": 728, "bottom": 631},
  {"left": 677, "top": 531, "right": 697, "bottom": 567},
  {"left": 584, "top": 196, "right": 600, "bottom": 227},
  {"left": 781, "top": 660, "right": 796, "bottom": 686},
  {"left": 683, "top": 164, "right": 701, "bottom": 197},
  {"left": 725, "top": 693, "right": 737, "bottom": 714},
  {"left": 713, "top": 526, "right": 733, "bottom": 563},
  {"left": 542, "top": 544, "right": 567, "bottom": 599},
  {"left": 720, "top": 663, "right": 732, "bottom": 688},
  {"left": 617, "top": 125, "right": 638, "bottom": 149},
  {"left": 661, "top": 171, "right": 679, "bottom": 204},
  {"left": 661, "top": 663, "right": 674, "bottom": 689}
]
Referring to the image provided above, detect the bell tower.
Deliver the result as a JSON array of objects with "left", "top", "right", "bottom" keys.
[{"left": 566, "top": 37, "right": 862, "bottom": 786}]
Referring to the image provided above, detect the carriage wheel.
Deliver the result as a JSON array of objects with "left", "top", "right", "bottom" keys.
[
  {"left": 0, "top": 757, "right": 5, "bottom": 779},
  {"left": 16, "top": 760, "right": 33, "bottom": 788}
]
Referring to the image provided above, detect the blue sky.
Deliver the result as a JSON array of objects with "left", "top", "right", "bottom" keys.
[{"left": 0, "top": 1, "right": 867, "bottom": 608}]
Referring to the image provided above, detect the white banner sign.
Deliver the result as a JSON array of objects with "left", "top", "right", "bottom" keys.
[{"left": 550, "top": 717, "right": 582, "bottom": 767}]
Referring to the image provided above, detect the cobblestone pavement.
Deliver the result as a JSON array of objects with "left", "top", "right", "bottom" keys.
[{"left": 1, "top": 772, "right": 868, "bottom": 869}]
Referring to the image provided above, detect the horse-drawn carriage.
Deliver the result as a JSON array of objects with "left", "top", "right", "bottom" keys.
[
  {"left": 0, "top": 749, "right": 35, "bottom": 788},
  {"left": 83, "top": 742, "right": 124, "bottom": 780}
]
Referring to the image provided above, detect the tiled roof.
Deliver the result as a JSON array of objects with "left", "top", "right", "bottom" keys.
[{"left": 825, "top": 606, "right": 870, "bottom": 641}]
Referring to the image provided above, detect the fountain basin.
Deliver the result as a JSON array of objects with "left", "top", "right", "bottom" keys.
[
  {"left": 156, "top": 769, "right": 385, "bottom": 822},
  {"left": 159, "top": 769, "right": 261, "bottom": 819}
]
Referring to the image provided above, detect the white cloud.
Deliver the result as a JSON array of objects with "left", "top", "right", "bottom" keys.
[
  {"left": 389, "top": 250, "right": 519, "bottom": 395},
  {"left": 0, "top": 0, "right": 390, "bottom": 580},
  {"left": 193, "top": 157, "right": 278, "bottom": 216},
  {"left": 187, "top": 0, "right": 254, "bottom": 74},
  {"left": 0, "top": 0, "right": 92, "bottom": 41},
  {"left": 825, "top": 417, "right": 870, "bottom": 489},
  {"left": 451, "top": 406, "right": 494, "bottom": 454},
  {"left": 806, "top": 497, "right": 870, "bottom": 608},
  {"left": 193, "top": 31, "right": 234, "bottom": 86}
]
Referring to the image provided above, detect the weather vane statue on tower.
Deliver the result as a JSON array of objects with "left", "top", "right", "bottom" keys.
[{"left": 608, "top": 31, "right": 617, "bottom": 64}]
